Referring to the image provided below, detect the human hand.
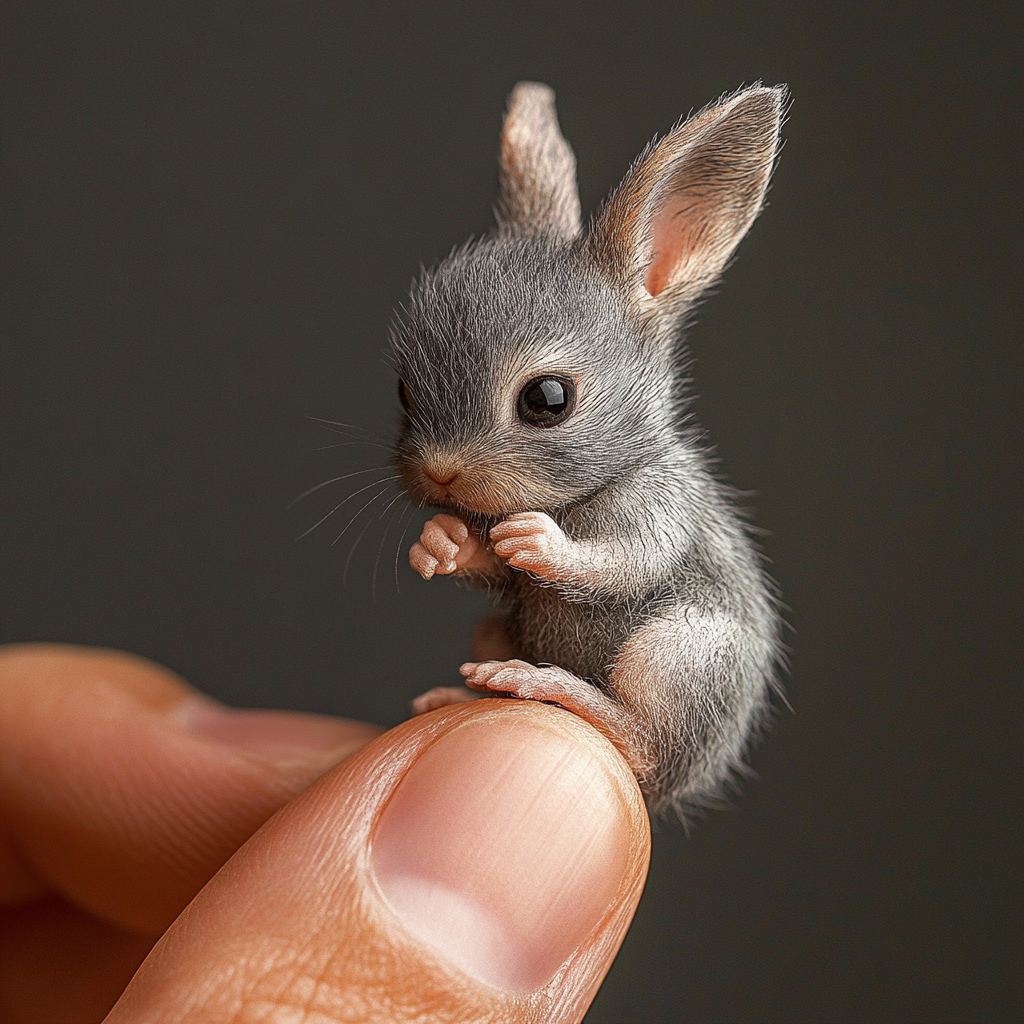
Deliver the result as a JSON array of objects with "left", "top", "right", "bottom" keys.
[{"left": 0, "top": 645, "right": 650, "bottom": 1023}]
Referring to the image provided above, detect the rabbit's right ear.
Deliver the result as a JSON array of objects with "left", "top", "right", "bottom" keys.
[
  {"left": 589, "top": 85, "right": 786, "bottom": 322},
  {"left": 497, "top": 82, "right": 582, "bottom": 241}
]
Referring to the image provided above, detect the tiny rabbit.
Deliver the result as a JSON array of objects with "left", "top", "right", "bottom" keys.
[{"left": 393, "top": 82, "right": 786, "bottom": 818}]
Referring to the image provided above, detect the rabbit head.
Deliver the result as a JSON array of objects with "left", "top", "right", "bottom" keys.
[{"left": 392, "top": 82, "right": 785, "bottom": 521}]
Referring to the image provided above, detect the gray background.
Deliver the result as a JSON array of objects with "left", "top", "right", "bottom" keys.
[{"left": 2, "top": 3, "right": 1020, "bottom": 1021}]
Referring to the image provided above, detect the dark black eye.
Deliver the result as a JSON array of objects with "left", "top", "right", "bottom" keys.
[
  {"left": 398, "top": 379, "right": 412, "bottom": 413},
  {"left": 517, "top": 375, "right": 576, "bottom": 428}
]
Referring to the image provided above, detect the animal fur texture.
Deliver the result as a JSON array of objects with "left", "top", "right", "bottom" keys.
[{"left": 392, "top": 81, "right": 786, "bottom": 818}]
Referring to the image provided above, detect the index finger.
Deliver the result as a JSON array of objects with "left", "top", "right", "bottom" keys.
[{"left": 0, "top": 644, "right": 380, "bottom": 933}]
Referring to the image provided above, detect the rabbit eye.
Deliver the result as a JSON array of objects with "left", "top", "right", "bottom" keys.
[
  {"left": 398, "top": 379, "right": 413, "bottom": 413},
  {"left": 517, "top": 375, "right": 575, "bottom": 428}
]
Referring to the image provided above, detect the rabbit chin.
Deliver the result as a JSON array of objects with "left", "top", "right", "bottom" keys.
[{"left": 405, "top": 465, "right": 564, "bottom": 518}]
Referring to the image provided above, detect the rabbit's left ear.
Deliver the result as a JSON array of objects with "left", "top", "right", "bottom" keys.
[
  {"left": 497, "top": 82, "right": 582, "bottom": 240},
  {"left": 589, "top": 85, "right": 786, "bottom": 313}
]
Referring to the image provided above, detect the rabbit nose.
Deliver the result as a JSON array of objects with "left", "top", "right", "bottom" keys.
[{"left": 425, "top": 468, "right": 459, "bottom": 487}]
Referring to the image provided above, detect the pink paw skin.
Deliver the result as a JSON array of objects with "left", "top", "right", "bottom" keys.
[
  {"left": 459, "top": 660, "right": 646, "bottom": 777},
  {"left": 460, "top": 659, "right": 559, "bottom": 701},
  {"left": 489, "top": 512, "right": 567, "bottom": 580},
  {"left": 409, "top": 514, "right": 499, "bottom": 579},
  {"left": 410, "top": 686, "right": 479, "bottom": 716}
]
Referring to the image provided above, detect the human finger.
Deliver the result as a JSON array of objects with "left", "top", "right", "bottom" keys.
[
  {"left": 109, "top": 699, "right": 651, "bottom": 1024},
  {"left": 0, "top": 644, "right": 381, "bottom": 1019}
]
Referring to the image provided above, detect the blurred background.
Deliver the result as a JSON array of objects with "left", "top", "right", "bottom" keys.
[{"left": 2, "top": 3, "right": 1020, "bottom": 1021}]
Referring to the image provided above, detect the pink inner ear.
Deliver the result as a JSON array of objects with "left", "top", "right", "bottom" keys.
[{"left": 644, "top": 194, "right": 702, "bottom": 298}]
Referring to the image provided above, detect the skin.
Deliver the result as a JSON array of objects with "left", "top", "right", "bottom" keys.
[{"left": 0, "top": 644, "right": 649, "bottom": 1023}]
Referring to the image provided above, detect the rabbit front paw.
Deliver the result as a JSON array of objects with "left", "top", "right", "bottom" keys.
[
  {"left": 490, "top": 511, "right": 569, "bottom": 581},
  {"left": 409, "top": 513, "right": 499, "bottom": 579}
]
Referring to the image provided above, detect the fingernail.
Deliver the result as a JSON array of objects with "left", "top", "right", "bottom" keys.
[
  {"left": 371, "top": 715, "right": 633, "bottom": 991},
  {"left": 179, "top": 699, "right": 376, "bottom": 764}
]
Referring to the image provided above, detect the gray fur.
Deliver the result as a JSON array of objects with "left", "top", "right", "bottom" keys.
[{"left": 391, "top": 83, "right": 787, "bottom": 818}]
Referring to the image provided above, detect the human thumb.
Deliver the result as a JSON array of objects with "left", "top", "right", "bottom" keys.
[{"left": 106, "top": 698, "right": 651, "bottom": 1024}]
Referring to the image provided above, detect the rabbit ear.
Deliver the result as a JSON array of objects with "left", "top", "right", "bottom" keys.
[
  {"left": 497, "top": 82, "right": 582, "bottom": 240},
  {"left": 589, "top": 85, "right": 786, "bottom": 314}
]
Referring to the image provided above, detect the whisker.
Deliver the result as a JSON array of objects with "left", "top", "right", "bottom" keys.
[
  {"left": 393, "top": 506, "right": 418, "bottom": 594},
  {"left": 295, "top": 476, "right": 399, "bottom": 541},
  {"left": 330, "top": 478, "right": 402, "bottom": 548},
  {"left": 312, "top": 428, "right": 393, "bottom": 450},
  {"left": 342, "top": 484, "right": 399, "bottom": 587},
  {"left": 313, "top": 440, "right": 393, "bottom": 453},
  {"left": 307, "top": 416, "right": 389, "bottom": 442},
  {"left": 371, "top": 491, "right": 409, "bottom": 600},
  {"left": 288, "top": 465, "right": 392, "bottom": 509}
]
